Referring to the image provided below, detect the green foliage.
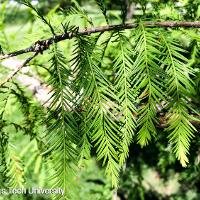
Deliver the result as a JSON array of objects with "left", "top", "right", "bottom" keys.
[
  {"left": 72, "top": 34, "right": 121, "bottom": 187},
  {"left": 6, "top": 144, "right": 25, "bottom": 188},
  {"left": 113, "top": 31, "right": 137, "bottom": 165},
  {"left": 161, "top": 34, "right": 197, "bottom": 167},
  {"left": 0, "top": 0, "right": 8, "bottom": 52},
  {"left": 22, "top": 0, "right": 56, "bottom": 35},
  {"left": 133, "top": 24, "right": 165, "bottom": 146},
  {"left": 95, "top": 0, "right": 109, "bottom": 24},
  {"left": 0, "top": 0, "right": 200, "bottom": 199},
  {"left": 43, "top": 44, "right": 79, "bottom": 199}
]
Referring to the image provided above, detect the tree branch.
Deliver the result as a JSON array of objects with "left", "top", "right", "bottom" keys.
[
  {"left": 0, "top": 21, "right": 200, "bottom": 60},
  {"left": 0, "top": 52, "right": 38, "bottom": 87}
]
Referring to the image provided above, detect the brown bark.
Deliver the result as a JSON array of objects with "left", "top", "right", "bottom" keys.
[{"left": 1, "top": 21, "right": 200, "bottom": 61}]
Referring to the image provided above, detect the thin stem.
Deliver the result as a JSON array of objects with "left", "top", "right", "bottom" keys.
[{"left": 0, "top": 52, "right": 38, "bottom": 87}]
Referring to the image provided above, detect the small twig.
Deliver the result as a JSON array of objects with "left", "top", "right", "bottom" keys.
[
  {"left": 0, "top": 52, "right": 38, "bottom": 87},
  {"left": 0, "top": 47, "right": 35, "bottom": 60},
  {"left": 0, "top": 21, "right": 200, "bottom": 61}
]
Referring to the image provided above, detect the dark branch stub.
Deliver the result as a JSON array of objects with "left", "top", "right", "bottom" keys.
[{"left": 33, "top": 40, "right": 52, "bottom": 54}]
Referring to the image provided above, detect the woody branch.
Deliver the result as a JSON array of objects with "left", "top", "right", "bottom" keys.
[{"left": 0, "top": 21, "right": 200, "bottom": 61}]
